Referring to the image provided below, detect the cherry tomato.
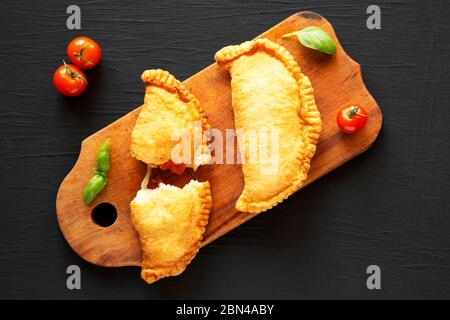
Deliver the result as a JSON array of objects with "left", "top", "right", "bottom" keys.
[
  {"left": 337, "top": 105, "right": 368, "bottom": 134},
  {"left": 160, "top": 160, "right": 186, "bottom": 175},
  {"left": 53, "top": 62, "right": 88, "bottom": 97},
  {"left": 67, "top": 37, "right": 102, "bottom": 70}
]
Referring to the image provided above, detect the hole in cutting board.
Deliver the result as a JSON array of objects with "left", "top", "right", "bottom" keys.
[{"left": 91, "top": 203, "right": 117, "bottom": 227}]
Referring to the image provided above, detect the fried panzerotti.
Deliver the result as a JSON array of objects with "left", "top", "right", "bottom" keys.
[
  {"left": 131, "top": 69, "right": 210, "bottom": 170},
  {"left": 130, "top": 180, "right": 212, "bottom": 284},
  {"left": 215, "top": 38, "right": 322, "bottom": 214}
]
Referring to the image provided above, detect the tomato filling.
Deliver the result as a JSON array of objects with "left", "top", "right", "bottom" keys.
[{"left": 159, "top": 160, "right": 186, "bottom": 175}]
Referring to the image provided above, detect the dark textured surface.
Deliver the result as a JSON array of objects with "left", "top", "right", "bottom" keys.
[{"left": 0, "top": 0, "right": 449, "bottom": 300}]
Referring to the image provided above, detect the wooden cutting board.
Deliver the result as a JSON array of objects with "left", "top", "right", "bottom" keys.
[{"left": 56, "top": 11, "right": 382, "bottom": 267}]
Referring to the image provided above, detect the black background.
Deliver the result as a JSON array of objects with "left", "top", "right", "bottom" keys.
[{"left": 1, "top": 0, "right": 449, "bottom": 300}]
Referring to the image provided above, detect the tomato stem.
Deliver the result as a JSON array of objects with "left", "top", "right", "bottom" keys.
[
  {"left": 62, "top": 60, "right": 86, "bottom": 83},
  {"left": 73, "top": 46, "right": 86, "bottom": 61},
  {"left": 348, "top": 107, "right": 359, "bottom": 119}
]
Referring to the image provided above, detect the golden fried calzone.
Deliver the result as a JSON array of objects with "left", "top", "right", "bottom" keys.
[
  {"left": 130, "top": 180, "right": 212, "bottom": 284},
  {"left": 131, "top": 69, "right": 210, "bottom": 170},
  {"left": 215, "top": 38, "right": 322, "bottom": 214}
]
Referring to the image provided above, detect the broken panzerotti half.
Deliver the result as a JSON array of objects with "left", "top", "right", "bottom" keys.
[
  {"left": 131, "top": 69, "right": 211, "bottom": 177},
  {"left": 131, "top": 180, "right": 212, "bottom": 284},
  {"left": 130, "top": 69, "right": 212, "bottom": 284}
]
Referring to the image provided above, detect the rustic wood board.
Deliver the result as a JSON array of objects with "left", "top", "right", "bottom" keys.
[{"left": 56, "top": 11, "right": 382, "bottom": 267}]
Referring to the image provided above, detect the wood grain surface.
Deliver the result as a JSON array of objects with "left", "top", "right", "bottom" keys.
[{"left": 56, "top": 12, "right": 382, "bottom": 267}]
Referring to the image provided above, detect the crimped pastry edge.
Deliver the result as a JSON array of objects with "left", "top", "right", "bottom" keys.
[
  {"left": 139, "top": 180, "right": 212, "bottom": 284},
  {"left": 215, "top": 38, "right": 322, "bottom": 213},
  {"left": 132, "top": 69, "right": 211, "bottom": 168}
]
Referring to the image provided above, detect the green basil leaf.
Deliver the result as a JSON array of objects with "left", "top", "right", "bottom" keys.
[
  {"left": 284, "top": 26, "right": 336, "bottom": 55},
  {"left": 83, "top": 139, "right": 110, "bottom": 205},
  {"left": 83, "top": 174, "right": 107, "bottom": 204},
  {"left": 96, "top": 140, "right": 110, "bottom": 174}
]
